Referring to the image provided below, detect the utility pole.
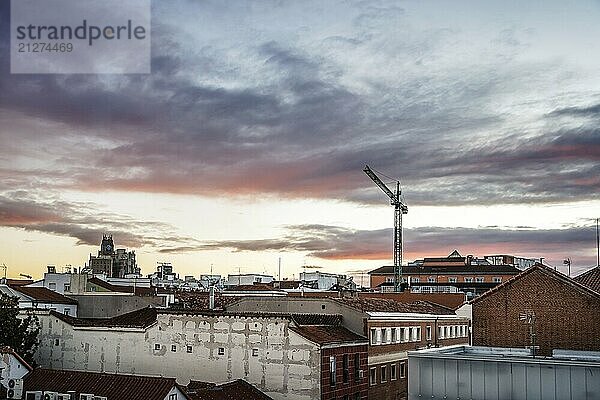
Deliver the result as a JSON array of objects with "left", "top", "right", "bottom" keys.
[
  {"left": 278, "top": 257, "right": 281, "bottom": 281},
  {"left": 0, "top": 264, "right": 6, "bottom": 284}
]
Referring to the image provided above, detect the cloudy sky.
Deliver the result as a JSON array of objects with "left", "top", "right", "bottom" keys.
[{"left": 1, "top": 0, "right": 599, "bottom": 281}]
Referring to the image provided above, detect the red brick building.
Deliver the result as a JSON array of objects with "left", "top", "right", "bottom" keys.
[{"left": 472, "top": 264, "right": 600, "bottom": 356}]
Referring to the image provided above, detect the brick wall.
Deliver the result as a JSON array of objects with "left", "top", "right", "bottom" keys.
[
  {"left": 368, "top": 360, "right": 408, "bottom": 400},
  {"left": 473, "top": 267, "right": 600, "bottom": 356},
  {"left": 321, "top": 345, "right": 369, "bottom": 400}
]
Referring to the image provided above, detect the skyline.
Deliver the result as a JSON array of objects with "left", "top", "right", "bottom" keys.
[{"left": 1, "top": 0, "right": 600, "bottom": 280}]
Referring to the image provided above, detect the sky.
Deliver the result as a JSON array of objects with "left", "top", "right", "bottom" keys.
[{"left": 1, "top": 0, "right": 599, "bottom": 282}]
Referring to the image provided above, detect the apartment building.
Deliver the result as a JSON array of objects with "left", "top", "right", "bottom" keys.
[{"left": 33, "top": 307, "right": 367, "bottom": 400}]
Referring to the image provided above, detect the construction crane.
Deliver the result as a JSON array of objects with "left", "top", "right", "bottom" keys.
[{"left": 363, "top": 165, "right": 408, "bottom": 292}]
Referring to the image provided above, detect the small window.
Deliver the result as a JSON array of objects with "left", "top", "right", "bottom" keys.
[
  {"left": 438, "top": 326, "right": 444, "bottom": 339},
  {"left": 218, "top": 347, "right": 225, "bottom": 355},
  {"left": 64, "top": 308, "right": 70, "bottom": 316},
  {"left": 330, "top": 356, "right": 336, "bottom": 387},
  {"left": 54, "top": 338, "right": 60, "bottom": 346},
  {"left": 475, "top": 277, "right": 484, "bottom": 283},
  {"left": 426, "top": 326, "right": 432, "bottom": 341},
  {"left": 370, "top": 328, "right": 377, "bottom": 345},
  {"left": 154, "top": 343, "right": 161, "bottom": 350},
  {"left": 187, "top": 345, "right": 193, "bottom": 353},
  {"left": 427, "top": 277, "right": 435, "bottom": 283},
  {"left": 390, "top": 363, "right": 397, "bottom": 380},
  {"left": 369, "top": 367, "right": 376, "bottom": 386},
  {"left": 400, "top": 361, "right": 406, "bottom": 378},
  {"left": 354, "top": 393, "right": 361, "bottom": 400},
  {"left": 354, "top": 353, "right": 360, "bottom": 382},
  {"left": 64, "top": 283, "right": 71, "bottom": 292},
  {"left": 381, "top": 365, "right": 387, "bottom": 382},
  {"left": 415, "top": 327, "right": 421, "bottom": 341},
  {"left": 493, "top": 277, "right": 502, "bottom": 283},
  {"left": 169, "top": 394, "right": 177, "bottom": 400},
  {"left": 343, "top": 354, "right": 349, "bottom": 383},
  {"left": 399, "top": 327, "right": 406, "bottom": 342},
  {"left": 464, "top": 277, "right": 473, "bottom": 283},
  {"left": 321, "top": 304, "right": 326, "bottom": 310},
  {"left": 448, "top": 277, "right": 457, "bottom": 283},
  {"left": 408, "top": 327, "right": 414, "bottom": 342},
  {"left": 171, "top": 345, "right": 177, "bottom": 352},
  {"left": 252, "top": 348, "right": 259, "bottom": 357},
  {"left": 381, "top": 328, "right": 387, "bottom": 344},
  {"left": 49, "top": 283, "right": 56, "bottom": 290},
  {"left": 391, "top": 327, "right": 396, "bottom": 343},
  {"left": 411, "top": 277, "right": 420, "bottom": 283}
]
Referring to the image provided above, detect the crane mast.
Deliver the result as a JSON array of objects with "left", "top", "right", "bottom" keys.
[{"left": 363, "top": 165, "right": 408, "bottom": 292}]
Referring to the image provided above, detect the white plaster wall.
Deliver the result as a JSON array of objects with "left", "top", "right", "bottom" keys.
[
  {"left": 1, "top": 352, "right": 29, "bottom": 384},
  {"left": 35, "top": 313, "right": 321, "bottom": 400}
]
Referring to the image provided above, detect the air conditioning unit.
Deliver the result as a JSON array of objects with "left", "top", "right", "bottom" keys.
[
  {"left": 358, "top": 370, "right": 364, "bottom": 379},
  {"left": 57, "top": 394, "right": 72, "bottom": 400},
  {"left": 25, "top": 392, "right": 43, "bottom": 400},
  {"left": 7, "top": 378, "right": 23, "bottom": 399},
  {"left": 79, "top": 394, "right": 94, "bottom": 400},
  {"left": 44, "top": 392, "right": 58, "bottom": 400}
]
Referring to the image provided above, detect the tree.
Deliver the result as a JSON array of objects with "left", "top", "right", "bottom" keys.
[{"left": 0, "top": 292, "right": 40, "bottom": 366}]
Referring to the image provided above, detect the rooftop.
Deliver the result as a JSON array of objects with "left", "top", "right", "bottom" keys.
[
  {"left": 369, "top": 265, "right": 521, "bottom": 275},
  {"left": 573, "top": 266, "right": 600, "bottom": 294},
  {"left": 9, "top": 285, "right": 78, "bottom": 305},
  {"left": 290, "top": 325, "right": 367, "bottom": 346},
  {"left": 23, "top": 368, "right": 188, "bottom": 400},
  {"left": 333, "top": 297, "right": 456, "bottom": 315},
  {"left": 185, "top": 379, "right": 273, "bottom": 400},
  {"left": 51, "top": 307, "right": 158, "bottom": 328}
]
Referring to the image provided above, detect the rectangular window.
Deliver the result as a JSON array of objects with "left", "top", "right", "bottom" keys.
[
  {"left": 399, "top": 327, "right": 406, "bottom": 342},
  {"left": 381, "top": 365, "right": 387, "bottom": 382},
  {"left": 415, "top": 327, "right": 421, "bottom": 342},
  {"left": 154, "top": 343, "right": 160, "bottom": 350},
  {"left": 330, "top": 356, "right": 336, "bottom": 387},
  {"left": 370, "top": 367, "right": 376, "bottom": 386},
  {"left": 400, "top": 361, "right": 406, "bottom": 378},
  {"left": 448, "top": 277, "right": 457, "bottom": 283},
  {"left": 64, "top": 308, "right": 70, "bottom": 316},
  {"left": 427, "top": 277, "right": 435, "bottom": 283},
  {"left": 252, "top": 348, "right": 259, "bottom": 357},
  {"left": 381, "top": 328, "right": 387, "bottom": 344},
  {"left": 354, "top": 393, "right": 361, "bottom": 400},
  {"left": 408, "top": 327, "right": 414, "bottom": 342},
  {"left": 370, "top": 328, "right": 377, "bottom": 345},
  {"left": 438, "top": 326, "right": 444, "bottom": 339},
  {"left": 218, "top": 347, "right": 225, "bottom": 355},
  {"left": 343, "top": 354, "right": 349, "bottom": 383},
  {"left": 391, "top": 327, "right": 396, "bottom": 343},
  {"left": 464, "top": 277, "right": 473, "bottom": 283},
  {"left": 171, "top": 345, "right": 177, "bottom": 352},
  {"left": 390, "top": 363, "right": 397, "bottom": 380},
  {"left": 64, "top": 283, "right": 70, "bottom": 292},
  {"left": 54, "top": 338, "right": 60, "bottom": 346},
  {"left": 475, "top": 277, "right": 484, "bottom": 283},
  {"left": 493, "top": 277, "right": 502, "bottom": 283},
  {"left": 426, "top": 326, "right": 432, "bottom": 341},
  {"left": 411, "top": 277, "right": 420, "bottom": 283},
  {"left": 49, "top": 283, "right": 56, "bottom": 290},
  {"left": 354, "top": 353, "right": 360, "bottom": 381},
  {"left": 169, "top": 395, "right": 177, "bottom": 400},
  {"left": 187, "top": 345, "right": 193, "bottom": 353}
]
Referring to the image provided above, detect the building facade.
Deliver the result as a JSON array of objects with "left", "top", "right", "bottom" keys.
[
  {"left": 88, "top": 235, "right": 138, "bottom": 278},
  {"left": 33, "top": 308, "right": 367, "bottom": 400},
  {"left": 472, "top": 264, "right": 600, "bottom": 356}
]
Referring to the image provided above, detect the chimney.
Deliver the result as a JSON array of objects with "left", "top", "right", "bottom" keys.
[{"left": 209, "top": 286, "right": 215, "bottom": 310}]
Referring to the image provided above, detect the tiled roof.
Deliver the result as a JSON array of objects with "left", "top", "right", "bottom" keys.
[
  {"left": 23, "top": 368, "right": 189, "bottom": 400},
  {"left": 332, "top": 297, "right": 455, "bottom": 315},
  {"left": 10, "top": 286, "right": 78, "bottom": 305},
  {"left": 369, "top": 265, "right": 521, "bottom": 275},
  {"left": 186, "top": 379, "right": 273, "bottom": 400},
  {"left": 173, "top": 291, "right": 237, "bottom": 310},
  {"left": 291, "top": 313, "right": 342, "bottom": 326},
  {"left": 225, "top": 284, "right": 280, "bottom": 292},
  {"left": 290, "top": 325, "right": 368, "bottom": 346},
  {"left": 471, "top": 264, "right": 600, "bottom": 304},
  {"left": 359, "top": 292, "right": 466, "bottom": 310},
  {"left": 4, "top": 279, "right": 33, "bottom": 286},
  {"left": 573, "top": 266, "right": 600, "bottom": 293},
  {"left": 51, "top": 307, "right": 158, "bottom": 328}
]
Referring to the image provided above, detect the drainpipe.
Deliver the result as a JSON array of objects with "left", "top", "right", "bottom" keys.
[{"left": 209, "top": 285, "right": 215, "bottom": 310}]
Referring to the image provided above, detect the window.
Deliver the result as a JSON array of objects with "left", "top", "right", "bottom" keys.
[
  {"left": 154, "top": 343, "right": 161, "bottom": 350},
  {"left": 187, "top": 345, "right": 193, "bottom": 353},
  {"left": 386, "top": 277, "right": 394, "bottom": 283},
  {"left": 381, "top": 328, "right": 387, "bottom": 344},
  {"left": 390, "top": 363, "right": 397, "bottom": 380},
  {"left": 343, "top": 354, "right": 349, "bottom": 383},
  {"left": 493, "top": 277, "right": 502, "bottom": 283},
  {"left": 354, "top": 353, "right": 361, "bottom": 381},
  {"left": 49, "top": 282, "right": 56, "bottom": 290},
  {"left": 448, "top": 277, "right": 457, "bottom": 283},
  {"left": 370, "top": 328, "right": 377, "bottom": 345},
  {"left": 54, "top": 338, "right": 60, "bottom": 346},
  {"left": 464, "top": 277, "right": 473, "bottom": 283},
  {"left": 411, "top": 277, "right": 420, "bottom": 283},
  {"left": 370, "top": 367, "right": 376, "bottom": 386},
  {"left": 354, "top": 393, "right": 361, "bottom": 400},
  {"left": 218, "top": 347, "right": 225, "bottom": 355},
  {"left": 330, "top": 356, "right": 336, "bottom": 387},
  {"left": 475, "top": 277, "right": 484, "bottom": 283},
  {"left": 381, "top": 365, "right": 387, "bottom": 382},
  {"left": 438, "top": 326, "right": 444, "bottom": 339},
  {"left": 171, "top": 345, "right": 177, "bottom": 352},
  {"left": 169, "top": 394, "right": 177, "bottom": 400},
  {"left": 408, "top": 327, "right": 413, "bottom": 342},
  {"left": 427, "top": 277, "right": 435, "bottom": 283},
  {"left": 415, "top": 327, "right": 421, "bottom": 342},
  {"left": 343, "top": 396, "right": 349, "bottom": 400},
  {"left": 391, "top": 327, "right": 396, "bottom": 342},
  {"left": 426, "top": 326, "right": 432, "bottom": 341},
  {"left": 400, "top": 361, "right": 406, "bottom": 378},
  {"left": 64, "top": 283, "right": 70, "bottom": 292},
  {"left": 64, "top": 308, "right": 70, "bottom": 316},
  {"left": 252, "top": 348, "right": 259, "bottom": 357},
  {"left": 399, "top": 327, "right": 406, "bottom": 342}
]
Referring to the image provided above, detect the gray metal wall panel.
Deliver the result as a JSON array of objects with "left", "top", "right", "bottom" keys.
[
  {"left": 444, "top": 359, "right": 459, "bottom": 399},
  {"left": 511, "top": 363, "right": 528, "bottom": 400},
  {"left": 432, "top": 358, "right": 446, "bottom": 394},
  {"left": 571, "top": 366, "right": 587, "bottom": 400},
  {"left": 526, "top": 364, "right": 542, "bottom": 400},
  {"left": 408, "top": 357, "right": 420, "bottom": 399},
  {"left": 497, "top": 362, "right": 512, "bottom": 400},
  {"left": 540, "top": 365, "right": 556, "bottom": 400},
  {"left": 471, "top": 360, "right": 486, "bottom": 400},
  {"left": 585, "top": 366, "right": 600, "bottom": 400},
  {"left": 554, "top": 365, "right": 572, "bottom": 400},
  {"left": 418, "top": 358, "right": 433, "bottom": 398},
  {"left": 484, "top": 361, "right": 499, "bottom": 400},
  {"left": 457, "top": 359, "right": 472, "bottom": 399}
]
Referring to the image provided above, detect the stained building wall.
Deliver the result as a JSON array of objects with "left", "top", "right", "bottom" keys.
[{"left": 34, "top": 312, "right": 321, "bottom": 400}]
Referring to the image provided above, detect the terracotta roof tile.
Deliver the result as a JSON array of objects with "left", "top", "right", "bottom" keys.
[
  {"left": 186, "top": 379, "right": 273, "bottom": 400},
  {"left": 332, "top": 297, "right": 455, "bottom": 314},
  {"left": 23, "top": 368, "right": 188, "bottom": 400},
  {"left": 290, "top": 325, "right": 368, "bottom": 346},
  {"left": 369, "top": 265, "right": 520, "bottom": 275},
  {"left": 574, "top": 266, "right": 600, "bottom": 294},
  {"left": 10, "top": 286, "right": 78, "bottom": 305}
]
